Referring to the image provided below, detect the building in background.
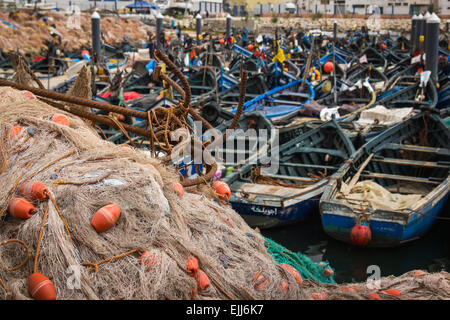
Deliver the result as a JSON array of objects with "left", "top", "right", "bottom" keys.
[{"left": 226, "top": 0, "right": 450, "bottom": 16}]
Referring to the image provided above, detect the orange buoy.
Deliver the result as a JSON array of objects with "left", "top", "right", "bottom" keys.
[
  {"left": 383, "top": 289, "right": 401, "bottom": 297},
  {"left": 253, "top": 272, "right": 268, "bottom": 290},
  {"left": 281, "top": 264, "right": 303, "bottom": 285},
  {"left": 350, "top": 222, "right": 371, "bottom": 246},
  {"left": 28, "top": 272, "right": 56, "bottom": 300},
  {"left": 211, "top": 181, "right": 231, "bottom": 200},
  {"left": 18, "top": 181, "right": 49, "bottom": 201},
  {"left": 219, "top": 38, "right": 225, "bottom": 44},
  {"left": 340, "top": 286, "right": 352, "bottom": 292},
  {"left": 380, "top": 43, "right": 386, "bottom": 51},
  {"left": 22, "top": 90, "right": 36, "bottom": 99},
  {"left": 279, "top": 280, "right": 289, "bottom": 291},
  {"left": 52, "top": 114, "right": 70, "bottom": 126},
  {"left": 171, "top": 182, "right": 184, "bottom": 197},
  {"left": 10, "top": 125, "right": 22, "bottom": 138},
  {"left": 323, "top": 268, "right": 334, "bottom": 278},
  {"left": 340, "top": 285, "right": 360, "bottom": 293},
  {"left": 248, "top": 44, "right": 254, "bottom": 51},
  {"left": 90, "top": 203, "right": 121, "bottom": 232},
  {"left": 414, "top": 270, "right": 425, "bottom": 277},
  {"left": 186, "top": 257, "right": 199, "bottom": 274},
  {"left": 195, "top": 269, "right": 210, "bottom": 291},
  {"left": 351, "top": 285, "right": 360, "bottom": 293},
  {"left": 139, "top": 251, "right": 160, "bottom": 271},
  {"left": 323, "top": 61, "right": 334, "bottom": 74},
  {"left": 8, "top": 198, "right": 36, "bottom": 220},
  {"left": 367, "top": 292, "right": 381, "bottom": 300},
  {"left": 312, "top": 292, "right": 327, "bottom": 300}
]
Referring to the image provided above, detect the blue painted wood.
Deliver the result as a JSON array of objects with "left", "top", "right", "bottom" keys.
[{"left": 319, "top": 112, "right": 450, "bottom": 247}]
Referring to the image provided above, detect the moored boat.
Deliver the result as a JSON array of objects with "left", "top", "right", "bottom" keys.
[
  {"left": 319, "top": 111, "right": 450, "bottom": 247},
  {"left": 221, "top": 119, "right": 355, "bottom": 229}
]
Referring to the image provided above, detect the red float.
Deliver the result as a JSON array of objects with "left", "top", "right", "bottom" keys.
[
  {"left": 323, "top": 61, "right": 334, "bottom": 74},
  {"left": 350, "top": 222, "right": 372, "bottom": 246},
  {"left": 28, "top": 272, "right": 56, "bottom": 300}
]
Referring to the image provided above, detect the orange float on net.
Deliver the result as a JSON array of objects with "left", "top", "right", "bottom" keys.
[
  {"left": 414, "top": 270, "right": 425, "bottom": 277},
  {"left": 380, "top": 43, "right": 386, "bottom": 51},
  {"left": 186, "top": 257, "right": 199, "bottom": 275},
  {"left": 139, "top": 251, "right": 160, "bottom": 271},
  {"left": 312, "top": 292, "right": 327, "bottom": 300},
  {"left": 219, "top": 38, "right": 225, "bottom": 44},
  {"left": 171, "top": 182, "right": 184, "bottom": 197},
  {"left": 212, "top": 181, "right": 231, "bottom": 200},
  {"left": 367, "top": 292, "right": 381, "bottom": 300},
  {"left": 383, "top": 289, "right": 401, "bottom": 297},
  {"left": 90, "top": 203, "right": 121, "bottom": 233},
  {"left": 7, "top": 198, "right": 36, "bottom": 220},
  {"left": 253, "top": 272, "right": 268, "bottom": 291},
  {"left": 279, "top": 280, "right": 289, "bottom": 291},
  {"left": 248, "top": 44, "right": 254, "bottom": 51},
  {"left": 323, "top": 268, "right": 334, "bottom": 278},
  {"left": 22, "top": 90, "right": 36, "bottom": 99},
  {"left": 195, "top": 269, "right": 210, "bottom": 291},
  {"left": 341, "top": 285, "right": 360, "bottom": 293},
  {"left": 10, "top": 125, "right": 22, "bottom": 138},
  {"left": 18, "top": 181, "right": 49, "bottom": 201},
  {"left": 28, "top": 272, "right": 56, "bottom": 300},
  {"left": 281, "top": 263, "right": 303, "bottom": 285},
  {"left": 52, "top": 114, "right": 70, "bottom": 126}
]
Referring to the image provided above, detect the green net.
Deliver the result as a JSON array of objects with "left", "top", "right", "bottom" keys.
[
  {"left": 264, "top": 237, "right": 335, "bottom": 284},
  {"left": 443, "top": 117, "right": 450, "bottom": 128}
]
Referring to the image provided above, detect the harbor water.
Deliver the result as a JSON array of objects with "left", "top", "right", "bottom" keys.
[{"left": 262, "top": 200, "right": 450, "bottom": 284}]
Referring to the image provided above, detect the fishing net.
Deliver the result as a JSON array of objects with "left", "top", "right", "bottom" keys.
[
  {"left": 0, "top": 86, "right": 307, "bottom": 300},
  {"left": 300, "top": 269, "right": 450, "bottom": 300},
  {"left": 264, "top": 237, "right": 335, "bottom": 284},
  {"left": 1, "top": 87, "right": 449, "bottom": 300},
  {"left": 338, "top": 180, "right": 423, "bottom": 212}
]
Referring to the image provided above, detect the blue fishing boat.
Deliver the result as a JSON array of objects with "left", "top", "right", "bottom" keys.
[
  {"left": 221, "top": 119, "right": 355, "bottom": 229},
  {"left": 320, "top": 111, "right": 450, "bottom": 247},
  {"left": 230, "top": 78, "right": 315, "bottom": 121}
]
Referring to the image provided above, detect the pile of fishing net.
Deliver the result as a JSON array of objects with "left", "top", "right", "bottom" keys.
[
  {"left": 0, "top": 86, "right": 308, "bottom": 300},
  {"left": 1, "top": 86, "right": 449, "bottom": 300},
  {"left": 301, "top": 269, "right": 450, "bottom": 300}
]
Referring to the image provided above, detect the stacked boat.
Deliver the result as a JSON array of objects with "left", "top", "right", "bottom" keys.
[{"left": 17, "top": 17, "right": 447, "bottom": 249}]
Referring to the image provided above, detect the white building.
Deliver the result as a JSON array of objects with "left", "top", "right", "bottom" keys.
[{"left": 261, "top": 0, "right": 448, "bottom": 15}]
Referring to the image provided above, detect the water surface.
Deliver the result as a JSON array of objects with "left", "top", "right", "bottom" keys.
[{"left": 261, "top": 201, "right": 450, "bottom": 284}]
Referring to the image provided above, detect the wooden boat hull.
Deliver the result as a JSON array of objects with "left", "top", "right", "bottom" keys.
[
  {"left": 319, "top": 112, "right": 450, "bottom": 247},
  {"left": 230, "top": 197, "right": 319, "bottom": 229},
  {"left": 223, "top": 120, "right": 355, "bottom": 229},
  {"left": 229, "top": 180, "right": 327, "bottom": 229},
  {"left": 320, "top": 183, "right": 449, "bottom": 247}
]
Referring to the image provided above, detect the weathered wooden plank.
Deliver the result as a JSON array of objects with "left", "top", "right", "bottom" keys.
[
  {"left": 360, "top": 172, "right": 442, "bottom": 185},
  {"left": 373, "top": 157, "right": 450, "bottom": 169},
  {"left": 380, "top": 143, "right": 450, "bottom": 157},
  {"left": 261, "top": 173, "right": 316, "bottom": 182},
  {"left": 285, "top": 147, "right": 347, "bottom": 159}
]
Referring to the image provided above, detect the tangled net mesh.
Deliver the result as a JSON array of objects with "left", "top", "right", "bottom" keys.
[
  {"left": 0, "top": 87, "right": 306, "bottom": 300},
  {"left": 0, "top": 86, "right": 450, "bottom": 300}
]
